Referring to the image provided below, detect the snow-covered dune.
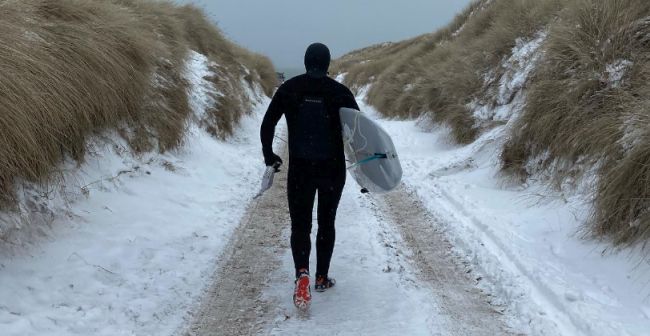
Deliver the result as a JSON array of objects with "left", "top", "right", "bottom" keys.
[{"left": 0, "top": 51, "right": 270, "bottom": 336}]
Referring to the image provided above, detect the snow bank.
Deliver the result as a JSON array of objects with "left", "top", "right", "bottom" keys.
[{"left": 0, "top": 51, "right": 270, "bottom": 336}]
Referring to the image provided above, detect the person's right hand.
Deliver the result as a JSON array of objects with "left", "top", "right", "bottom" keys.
[{"left": 264, "top": 152, "right": 283, "bottom": 169}]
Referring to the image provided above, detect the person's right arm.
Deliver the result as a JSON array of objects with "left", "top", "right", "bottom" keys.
[
  {"left": 341, "top": 87, "right": 360, "bottom": 111},
  {"left": 260, "top": 88, "right": 285, "bottom": 166},
  {"left": 333, "top": 82, "right": 360, "bottom": 111}
]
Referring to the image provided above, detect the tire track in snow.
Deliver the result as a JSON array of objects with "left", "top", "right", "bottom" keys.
[
  {"left": 377, "top": 184, "right": 517, "bottom": 335},
  {"left": 184, "top": 151, "right": 290, "bottom": 336}
]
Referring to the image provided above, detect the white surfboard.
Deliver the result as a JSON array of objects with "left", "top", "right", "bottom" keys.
[{"left": 340, "top": 107, "right": 402, "bottom": 193}]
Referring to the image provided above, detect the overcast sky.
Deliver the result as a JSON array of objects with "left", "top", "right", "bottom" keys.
[{"left": 179, "top": 1, "right": 473, "bottom": 70}]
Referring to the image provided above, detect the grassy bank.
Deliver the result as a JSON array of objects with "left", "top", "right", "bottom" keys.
[
  {"left": 0, "top": 0, "right": 276, "bottom": 207},
  {"left": 334, "top": 0, "right": 650, "bottom": 249}
]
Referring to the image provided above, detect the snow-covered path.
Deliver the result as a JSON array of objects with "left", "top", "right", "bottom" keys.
[
  {"left": 262, "top": 180, "right": 445, "bottom": 335},
  {"left": 0, "top": 111, "right": 271, "bottom": 336},
  {"left": 260, "top": 180, "right": 511, "bottom": 335},
  {"left": 177, "top": 116, "right": 512, "bottom": 336},
  {"left": 0, "top": 113, "right": 268, "bottom": 336},
  {"left": 185, "top": 145, "right": 512, "bottom": 335}
]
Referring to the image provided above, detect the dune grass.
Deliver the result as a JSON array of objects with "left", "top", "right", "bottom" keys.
[
  {"left": 335, "top": 0, "right": 563, "bottom": 142},
  {"left": 502, "top": 0, "right": 650, "bottom": 247},
  {"left": 333, "top": 0, "right": 650, "bottom": 249},
  {"left": 0, "top": 0, "right": 275, "bottom": 207}
]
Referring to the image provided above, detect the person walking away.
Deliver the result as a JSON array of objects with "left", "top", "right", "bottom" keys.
[{"left": 260, "top": 43, "right": 360, "bottom": 309}]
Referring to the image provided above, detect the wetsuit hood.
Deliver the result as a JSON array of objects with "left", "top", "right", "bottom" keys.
[{"left": 304, "top": 43, "right": 330, "bottom": 78}]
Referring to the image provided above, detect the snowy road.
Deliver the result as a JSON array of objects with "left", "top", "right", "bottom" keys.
[
  {"left": 261, "top": 181, "right": 512, "bottom": 335},
  {"left": 185, "top": 150, "right": 513, "bottom": 335}
]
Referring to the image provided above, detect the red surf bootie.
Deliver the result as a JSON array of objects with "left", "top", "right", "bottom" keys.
[{"left": 293, "top": 270, "right": 311, "bottom": 310}]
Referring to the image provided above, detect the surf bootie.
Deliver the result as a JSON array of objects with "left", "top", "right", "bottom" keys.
[
  {"left": 293, "top": 269, "right": 311, "bottom": 310},
  {"left": 314, "top": 275, "right": 336, "bottom": 292}
]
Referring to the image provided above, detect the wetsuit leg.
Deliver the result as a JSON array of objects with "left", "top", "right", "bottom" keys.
[
  {"left": 315, "top": 174, "right": 345, "bottom": 278},
  {"left": 288, "top": 169, "right": 317, "bottom": 278}
]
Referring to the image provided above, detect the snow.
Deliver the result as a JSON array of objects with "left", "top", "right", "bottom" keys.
[
  {"left": 473, "top": 31, "right": 547, "bottom": 123},
  {"left": 619, "top": 114, "right": 646, "bottom": 152},
  {"left": 452, "top": 23, "right": 466, "bottom": 37},
  {"left": 603, "top": 59, "right": 633, "bottom": 89},
  {"left": 184, "top": 50, "right": 223, "bottom": 121},
  {"left": 0, "top": 51, "right": 269, "bottom": 335},
  {"left": 498, "top": 32, "right": 547, "bottom": 104}
]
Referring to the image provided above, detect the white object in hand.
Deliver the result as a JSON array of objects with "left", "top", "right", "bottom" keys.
[{"left": 254, "top": 163, "right": 280, "bottom": 199}]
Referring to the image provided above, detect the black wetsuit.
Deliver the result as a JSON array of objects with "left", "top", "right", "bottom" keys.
[{"left": 260, "top": 73, "right": 359, "bottom": 278}]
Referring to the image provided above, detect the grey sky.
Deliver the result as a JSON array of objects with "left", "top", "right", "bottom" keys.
[{"left": 179, "top": 1, "right": 473, "bottom": 70}]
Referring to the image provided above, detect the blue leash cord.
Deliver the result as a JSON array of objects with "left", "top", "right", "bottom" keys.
[{"left": 347, "top": 153, "right": 388, "bottom": 170}]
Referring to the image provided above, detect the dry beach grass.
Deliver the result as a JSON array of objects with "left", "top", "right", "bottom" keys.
[
  {"left": 0, "top": 0, "right": 275, "bottom": 208},
  {"left": 333, "top": 0, "right": 650, "bottom": 248}
]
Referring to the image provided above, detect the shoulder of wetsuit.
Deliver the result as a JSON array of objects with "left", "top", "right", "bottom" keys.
[
  {"left": 322, "top": 77, "right": 353, "bottom": 97},
  {"left": 274, "top": 77, "right": 305, "bottom": 105},
  {"left": 276, "top": 79, "right": 294, "bottom": 94},
  {"left": 276, "top": 75, "right": 305, "bottom": 94},
  {"left": 339, "top": 83, "right": 356, "bottom": 99}
]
